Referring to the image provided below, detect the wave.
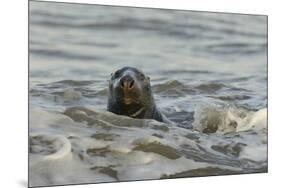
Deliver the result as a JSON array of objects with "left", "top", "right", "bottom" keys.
[
  {"left": 30, "top": 133, "right": 72, "bottom": 161},
  {"left": 202, "top": 42, "right": 266, "bottom": 55},
  {"left": 152, "top": 80, "right": 249, "bottom": 95},
  {"left": 29, "top": 106, "right": 267, "bottom": 186},
  {"left": 30, "top": 48, "right": 103, "bottom": 61},
  {"left": 192, "top": 104, "right": 267, "bottom": 134}
]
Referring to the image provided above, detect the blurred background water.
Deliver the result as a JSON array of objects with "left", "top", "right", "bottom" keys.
[
  {"left": 29, "top": 1, "right": 267, "bottom": 186},
  {"left": 29, "top": 1, "right": 267, "bottom": 113}
]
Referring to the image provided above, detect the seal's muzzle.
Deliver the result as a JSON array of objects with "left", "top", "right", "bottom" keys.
[{"left": 119, "top": 75, "right": 137, "bottom": 105}]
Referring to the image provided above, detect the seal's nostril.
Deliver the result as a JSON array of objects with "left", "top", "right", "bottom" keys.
[
  {"left": 120, "top": 75, "right": 135, "bottom": 89},
  {"left": 129, "top": 80, "right": 134, "bottom": 89}
]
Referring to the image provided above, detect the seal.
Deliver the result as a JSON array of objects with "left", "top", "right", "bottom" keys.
[{"left": 107, "top": 67, "right": 166, "bottom": 122}]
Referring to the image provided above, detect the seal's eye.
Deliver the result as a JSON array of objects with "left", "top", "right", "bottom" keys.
[
  {"left": 139, "top": 73, "right": 145, "bottom": 80},
  {"left": 114, "top": 70, "right": 121, "bottom": 78}
]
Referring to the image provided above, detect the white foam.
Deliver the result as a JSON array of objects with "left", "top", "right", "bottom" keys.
[
  {"left": 193, "top": 104, "right": 267, "bottom": 133},
  {"left": 63, "top": 88, "right": 82, "bottom": 101},
  {"left": 237, "top": 108, "right": 267, "bottom": 132},
  {"left": 29, "top": 107, "right": 267, "bottom": 186}
]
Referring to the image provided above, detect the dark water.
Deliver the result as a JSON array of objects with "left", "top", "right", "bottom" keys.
[{"left": 29, "top": 1, "right": 267, "bottom": 187}]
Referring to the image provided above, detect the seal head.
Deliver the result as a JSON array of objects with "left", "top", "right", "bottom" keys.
[{"left": 107, "top": 67, "right": 163, "bottom": 122}]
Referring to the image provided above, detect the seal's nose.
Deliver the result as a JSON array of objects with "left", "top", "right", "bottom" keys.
[{"left": 120, "top": 75, "right": 135, "bottom": 90}]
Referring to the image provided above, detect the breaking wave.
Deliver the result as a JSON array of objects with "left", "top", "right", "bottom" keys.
[{"left": 29, "top": 106, "right": 267, "bottom": 187}]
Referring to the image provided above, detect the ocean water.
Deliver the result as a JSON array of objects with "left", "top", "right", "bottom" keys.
[{"left": 29, "top": 1, "right": 267, "bottom": 187}]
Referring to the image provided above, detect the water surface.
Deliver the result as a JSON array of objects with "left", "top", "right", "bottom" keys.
[{"left": 29, "top": 1, "right": 267, "bottom": 187}]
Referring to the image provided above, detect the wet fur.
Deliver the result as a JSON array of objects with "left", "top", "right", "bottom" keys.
[{"left": 107, "top": 67, "right": 164, "bottom": 122}]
